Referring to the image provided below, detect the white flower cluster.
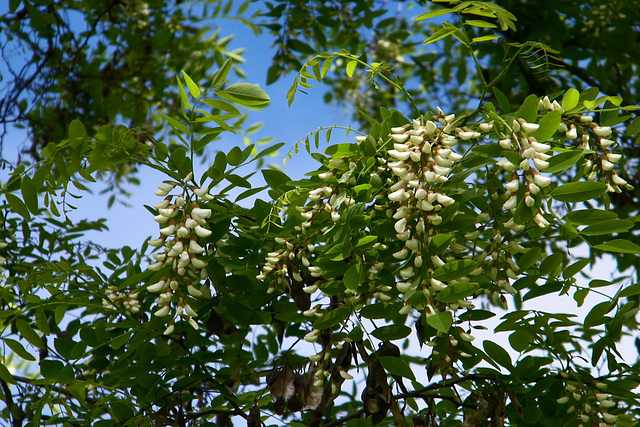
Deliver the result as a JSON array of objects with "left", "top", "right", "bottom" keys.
[
  {"left": 146, "top": 173, "right": 213, "bottom": 333},
  {"left": 556, "top": 378, "right": 618, "bottom": 427},
  {"left": 495, "top": 117, "right": 555, "bottom": 229},
  {"left": 102, "top": 285, "right": 140, "bottom": 315},
  {"left": 382, "top": 113, "right": 475, "bottom": 308}
]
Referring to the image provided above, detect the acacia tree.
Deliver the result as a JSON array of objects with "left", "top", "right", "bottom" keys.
[{"left": 2, "top": 1, "right": 640, "bottom": 426}]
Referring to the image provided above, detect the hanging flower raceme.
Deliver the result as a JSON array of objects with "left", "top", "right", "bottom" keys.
[{"left": 145, "top": 173, "right": 214, "bottom": 333}]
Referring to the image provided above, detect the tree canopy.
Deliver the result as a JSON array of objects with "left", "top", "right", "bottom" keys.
[{"left": 1, "top": 1, "right": 640, "bottom": 426}]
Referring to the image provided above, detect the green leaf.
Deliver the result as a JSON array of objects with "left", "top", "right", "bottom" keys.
[
  {"left": 423, "top": 25, "right": 458, "bottom": 45},
  {"left": 584, "top": 301, "right": 614, "bottom": 328},
  {"left": 436, "top": 282, "right": 479, "bottom": 303},
  {"left": 211, "top": 59, "right": 233, "bottom": 88},
  {"left": 433, "top": 260, "right": 478, "bottom": 281},
  {"left": 16, "top": 319, "right": 44, "bottom": 349},
  {"left": 158, "top": 112, "right": 189, "bottom": 134},
  {"left": 581, "top": 219, "right": 633, "bottom": 235},
  {"left": 428, "top": 233, "right": 453, "bottom": 255},
  {"left": 181, "top": 70, "right": 200, "bottom": 98},
  {"left": 155, "top": 141, "right": 169, "bottom": 160},
  {"left": 483, "top": 340, "right": 513, "bottom": 371},
  {"left": 426, "top": 311, "right": 453, "bottom": 333},
  {"left": 343, "top": 262, "right": 363, "bottom": 291},
  {"left": 378, "top": 355, "right": 416, "bottom": 381},
  {"left": 371, "top": 324, "right": 411, "bottom": 341},
  {"left": 40, "top": 360, "right": 64, "bottom": 380},
  {"left": 627, "top": 116, "right": 640, "bottom": 135},
  {"left": 492, "top": 87, "right": 510, "bottom": 113},
  {"left": 261, "top": 169, "right": 290, "bottom": 189},
  {"left": 562, "top": 259, "right": 590, "bottom": 279},
  {"left": 218, "top": 83, "right": 270, "bottom": 106},
  {"left": 550, "top": 182, "right": 607, "bottom": 203},
  {"left": 361, "top": 303, "right": 393, "bottom": 320},
  {"left": 5, "top": 193, "right": 31, "bottom": 221},
  {"left": 465, "top": 19, "right": 497, "bottom": 28},
  {"left": 226, "top": 173, "right": 251, "bottom": 188},
  {"left": 620, "top": 283, "right": 640, "bottom": 298},
  {"left": 20, "top": 176, "right": 39, "bottom": 214},
  {"left": 539, "top": 252, "right": 563, "bottom": 276},
  {"left": 533, "top": 110, "right": 562, "bottom": 142},
  {"left": 416, "top": 9, "right": 454, "bottom": 21},
  {"left": 516, "top": 94, "right": 540, "bottom": 123},
  {"left": 509, "top": 329, "right": 533, "bottom": 352},
  {"left": 202, "top": 99, "right": 241, "bottom": 116},
  {"left": 593, "top": 239, "right": 640, "bottom": 254},
  {"left": 3, "top": 338, "right": 36, "bottom": 361},
  {"left": 313, "top": 307, "right": 350, "bottom": 330},
  {"left": 544, "top": 150, "right": 584, "bottom": 174},
  {"left": 564, "top": 209, "right": 617, "bottom": 225},
  {"left": 0, "top": 363, "right": 16, "bottom": 384},
  {"left": 227, "top": 146, "right": 243, "bottom": 166},
  {"left": 346, "top": 60, "right": 357, "bottom": 77},
  {"left": 355, "top": 235, "right": 377, "bottom": 249},
  {"left": 254, "top": 142, "right": 284, "bottom": 160},
  {"left": 68, "top": 119, "right": 87, "bottom": 140},
  {"left": 561, "top": 88, "right": 580, "bottom": 111}
]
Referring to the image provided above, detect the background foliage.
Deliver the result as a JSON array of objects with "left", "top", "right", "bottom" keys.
[{"left": 1, "top": 0, "right": 640, "bottom": 426}]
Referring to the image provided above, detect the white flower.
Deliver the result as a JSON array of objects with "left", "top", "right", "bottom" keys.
[
  {"left": 499, "top": 138, "right": 512, "bottom": 149},
  {"left": 533, "top": 158, "right": 549, "bottom": 170},
  {"left": 391, "top": 133, "right": 409, "bottom": 143},
  {"left": 521, "top": 122, "right": 539, "bottom": 133},
  {"left": 191, "top": 258, "right": 208, "bottom": 269},
  {"left": 304, "top": 329, "right": 320, "bottom": 343},
  {"left": 148, "top": 261, "right": 164, "bottom": 271},
  {"left": 533, "top": 212, "right": 549, "bottom": 228},
  {"left": 318, "top": 171, "right": 334, "bottom": 180},
  {"left": 388, "top": 188, "right": 408, "bottom": 202},
  {"left": 599, "top": 138, "right": 615, "bottom": 147},
  {"left": 399, "top": 266, "right": 414, "bottom": 279},
  {"left": 459, "top": 332, "right": 475, "bottom": 342},
  {"left": 177, "top": 226, "right": 190, "bottom": 238},
  {"left": 194, "top": 226, "right": 212, "bottom": 238},
  {"left": 396, "top": 281, "right": 412, "bottom": 293},
  {"left": 154, "top": 200, "right": 171, "bottom": 209},
  {"left": 531, "top": 141, "right": 551, "bottom": 153},
  {"left": 497, "top": 158, "right": 516, "bottom": 171},
  {"left": 191, "top": 208, "right": 212, "bottom": 219},
  {"left": 611, "top": 173, "right": 628, "bottom": 186},
  {"left": 506, "top": 179, "right": 519, "bottom": 192},
  {"left": 393, "top": 248, "right": 409, "bottom": 259},
  {"left": 159, "top": 224, "right": 176, "bottom": 236},
  {"left": 479, "top": 122, "right": 493, "bottom": 132},
  {"left": 193, "top": 187, "right": 210, "bottom": 197},
  {"left": 503, "top": 195, "right": 517, "bottom": 210},
  {"left": 533, "top": 173, "right": 552, "bottom": 187},
  {"left": 593, "top": 126, "right": 612, "bottom": 137},
  {"left": 394, "top": 217, "right": 408, "bottom": 234},
  {"left": 436, "top": 193, "right": 454, "bottom": 206},
  {"left": 388, "top": 150, "right": 411, "bottom": 161},
  {"left": 154, "top": 305, "right": 170, "bottom": 317},
  {"left": 147, "top": 280, "right": 167, "bottom": 293},
  {"left": 163, "top": 323, "right": 175, "bottom": 335},
  {"left": 606, "top": 153, "right": 622, "bottom": 163},
  {"left": 565, "top": 127, "right": 577, "bottom": 139},
  {"left": 430, "top": 278, "right": 447, "bottom": 291},
  {"left": 189, "top": 240, "right": 205, "bottom": 254},
  {"left": 187, "top": 284, "right": 203, "bottom": 297},
  {"left": 601, "top": 159, "right": 615, "bottom": 171},
  {"left": 148, "top": 238, "right": 165, "bottom": 247}
]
